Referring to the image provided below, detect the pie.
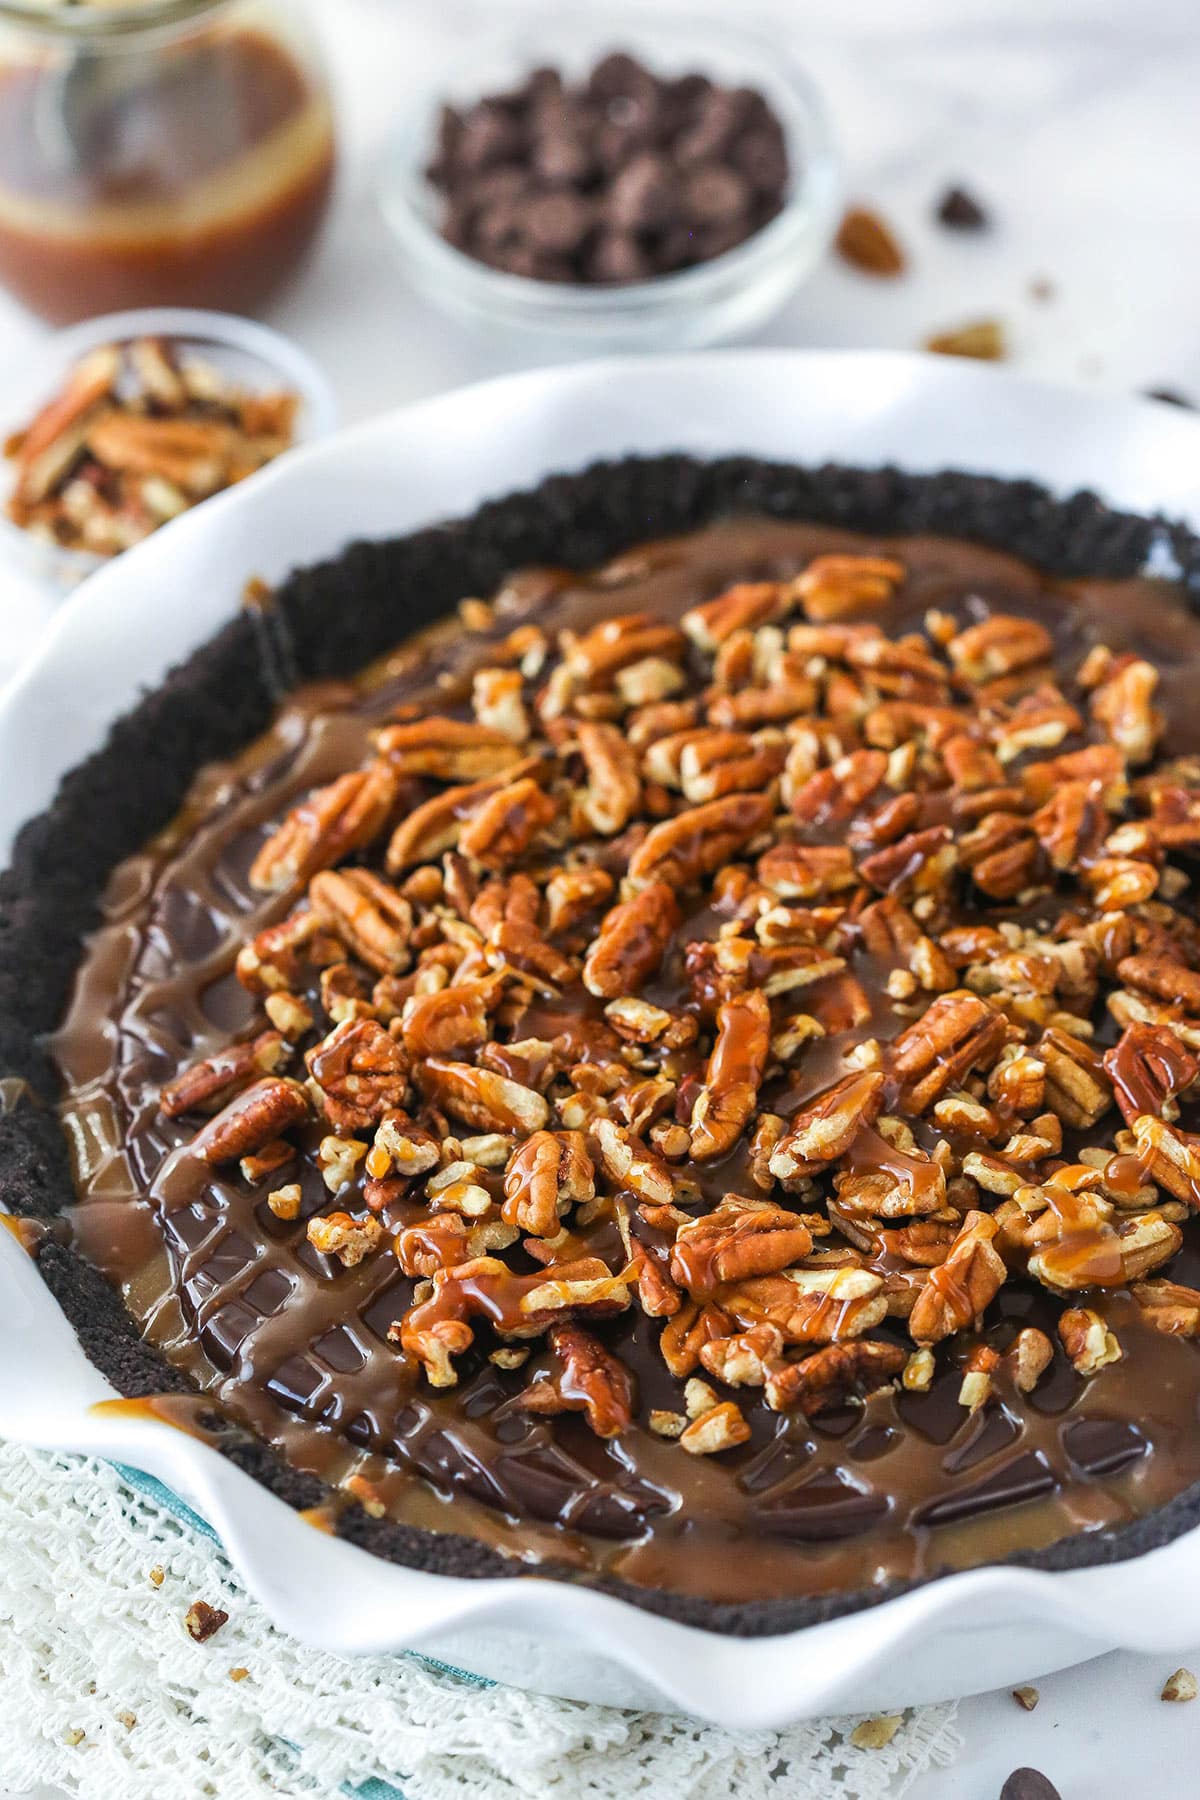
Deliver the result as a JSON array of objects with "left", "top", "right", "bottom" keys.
[{"left": 8, "top": 456, "right": 1200, "bottom": 1631}]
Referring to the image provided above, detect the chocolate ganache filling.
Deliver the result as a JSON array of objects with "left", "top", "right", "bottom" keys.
[{"left": 54, "top": 514, "right": 1200, "bottom": 1606}]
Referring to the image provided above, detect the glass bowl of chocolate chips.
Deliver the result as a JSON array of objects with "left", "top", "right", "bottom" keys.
[{"left": 378, "top": 11, "right": 840, "bottom": 351}]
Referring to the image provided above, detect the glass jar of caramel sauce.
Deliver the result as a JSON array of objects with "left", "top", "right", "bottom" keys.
[{"left": 0, "top": 0, "right": 336, "bottom": 322}]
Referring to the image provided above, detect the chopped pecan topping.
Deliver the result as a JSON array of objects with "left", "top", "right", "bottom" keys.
[
  {"left": 689, "top": 989, "right": 770, "bottom": 1161},
  {"left": 307, "top": 1018, "right": 409, "bottom": 1133},
  {"left": 582, "top": 880, "right": 679, "bottom": 999},
  {"left": 306, "top": 1210, "right": 384, "bottom": 1268},
  {"left": 502, "top": 1130, "right": 594, "bottom": 1237},
  {"left": 193, "top": 1077, "right": 310, "bottom": 1166},
  {"left": 671, "top": 1196, "right": 813, "bottom": 1297},
  {"left": 250, "top": 765, "right": 396, "bottom": 893},
  {"left": 908, "top": 1211, "right": 1006, "bottom": 1345},
  {"left": 416, "top": 1057, "right": 550, "bottom": 1135},
  {"left": 764, "top": 1339, "right": 906, "bottom": 1415},
  {"left": 518, "top": 1322, "right": 634, "bottom": 1437},
  {"left": 161, "top": 1030, "right": 285, "bottom": 1118},
  {"left": 769, "top": 1073, "right": 885, "bottom": 1180}
]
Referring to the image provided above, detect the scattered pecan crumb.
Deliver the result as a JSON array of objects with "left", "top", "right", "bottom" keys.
[
  {"left": 1012, "top": 1684, "right": 1040, "bottom": 1710},
  {"left": 184, "top": 1600, "right": 230, "bottom": 1643},
  {"left": 924, "top": 319, "right": 1006, "bottom": 361},
  {"left": 267, "top": 1183, "right": 302, "bottom": 1220},
  {"left": 116, "top": 1709, "right": 137, "bottom": 1730},
  {"left": 850, "top": 1714, "right": 903, "bottom": 1749},
  {"left": 835, "top": 206, "right": 905, "bottom": 276},
  {"left": 229, "top": 1667, "right": 250, "bottom": 1683},
  {"left": 62, "top": 1727, "right": 86, "bottom": 1747},
  {"left": 1162, "top": 1667, "right": 1198, "bottom": 1702},
  {"left": 148, "top": 1565, "right": 165, "bottom": 1587}
]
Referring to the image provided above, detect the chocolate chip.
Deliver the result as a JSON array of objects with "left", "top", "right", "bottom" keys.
[
  {"left": 455, "top": 104, "right": 526, "bottom": 174},
  {"left": 532, "top": 132, "right": 594, "bottom": 188},
  {"left": 937, "top": 184, "right": 990, "bottom": 229},
  {"left": 732, "top": 125, "right": 790, "bottom": 195},
  {"left": 608, "top": 152, "right": 676, "bottom": 232},
  {"left": 999, "top": 1771, "right": 1062, "bottom": 1800},
  {"left": 682, "top": 164, "right": 751, "bottom": 227},
  {"left": 523, "top": 191, "right": 594, "bottom": 255},
  {"left": 423, "top": 50, "right": 791, "bottom": 285},
  {"left": 587, "top": 230, "right": 654, "bottom": 285}
]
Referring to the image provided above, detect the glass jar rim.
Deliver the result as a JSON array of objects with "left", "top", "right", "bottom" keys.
[{"left": 0, "top": 0, "right": 230, "bottom": 40}]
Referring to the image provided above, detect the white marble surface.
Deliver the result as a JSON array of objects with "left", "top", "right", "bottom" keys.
[{"left": 2, "top": 2, "right": 1200, "bottom": 1795}]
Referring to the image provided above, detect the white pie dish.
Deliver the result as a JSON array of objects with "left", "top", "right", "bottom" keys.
[{"left": 2, "top": 349, "right": 1200, "bottom": 1726}]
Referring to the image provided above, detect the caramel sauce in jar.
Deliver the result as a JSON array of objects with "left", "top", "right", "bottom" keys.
[{"left": 0, "top": 3, "right": 335, "bottom": 322}]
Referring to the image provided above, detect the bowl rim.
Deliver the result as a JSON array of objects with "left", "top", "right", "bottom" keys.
[
  {"left": 376, "top": 5, "right": 841, "bottom": 327},
  {"left": 3, "top": 349, "right": 1200, "bottom": 1721}
]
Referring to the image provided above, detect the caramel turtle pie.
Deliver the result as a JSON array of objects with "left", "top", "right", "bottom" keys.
[{"left": 55, "top": 512, "right": 1200, "bottom": 1605}]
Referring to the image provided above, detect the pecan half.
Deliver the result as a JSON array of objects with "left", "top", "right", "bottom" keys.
[
  {"left": 517, "top": 1322, "right": 634, "bottom": 1437},
  {"left": 889, "top": 991, "right": 1008, "bottom": 1113},
  {"left": 458, "top": 776, "right": 557, "bottom": 868},
  {"left": 792, "top": 554, "right": 904, "bottom": 622},
  {"left": 722, "top": 1265, "right": 888, "bottom": 1344},
  {"left": 689, "top": 988, "right": 770, "bottom": 1161},
  {"left": 577, "top": 721, "right": 642, "bottom": 835},
  {"left": 1132, "top": 1279, "right": 1200, "bottom": 1337},
  {"left": 908, "top": 1211, "right": 1006, "bottom": 1344},
  {"left": 683, "top": 581, "right": 787, "bottom": 649},
  {"left": 193, "top": 1076, "right": 310, "bottom": 1165},
  {"left": 160, "top": 1029, "right": 285, "bottom": 1118},
  {"left": 769, "top": 1072, "right": 885, "bottom": 1180},
  {"left": 1103, "top": 1022, "right": 1199, "bottom": 1127},
  {"left": 590, "top": 1117, "right": 676, "bottom": 1208},
  {"left": 947, "top": 614, "right": 1053, "bottom": 681},
  {"left": 416, "top": 1057, "right": 550, "bottom": 1135},
  {"left": 309, "top": 868, "right": 413, "bottom": 975},
  {"left": 307, "top": 1018, "right": 409, "bottom": 1133},
  {"left": 503, "top": 1130, "right": 594, "bottom": 1238},
  {"left": 250, "top": 764, "right": 396, "bottom": 893},
  {"left": 670, "top": 1196, "right": 813, "bottom": 1298},
  {"left": 764, "top": 1339, "right": 906, "bottom": 1415},
  {"left": 1130, "top": 1115, "right": 1200, "bottom": 1209},
  {"left": 582, "top": 880, "right": 679, "bottom": 999},
  {"left": 626, "top": 793, "right": 773, "bottom": 889},
  {"left": 373, "top": 716, "right": 526, "bottom": 780}
]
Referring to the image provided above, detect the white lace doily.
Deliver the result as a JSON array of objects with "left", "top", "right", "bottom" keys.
[{"left": 0, "top": 1441, "right": 960, "bottom": 1799}]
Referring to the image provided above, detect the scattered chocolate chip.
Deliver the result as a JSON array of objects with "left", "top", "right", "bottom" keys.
[
  {"left": 1145, "top": 387, "right": 1196, "bottom": 410},
  {"left": 924, "top": 318, "right": 1007, "bottom": 361},
  {"left": 1000, "top": 1772, "right": 1062, "bottom": 1800},
  {"left": 422, "top": 51, "right": 791, "bottom": 285},
  {"left": 835, "top": 205, "right": 906, "bottom": 276},
  {"left": 184, "top": 1599, "right": 229, "bottom": 1643},
  {"left": 937, "top": 184, "right": 990, "bottom": 229}
]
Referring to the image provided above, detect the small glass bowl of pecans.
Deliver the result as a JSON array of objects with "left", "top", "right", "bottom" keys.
[
  {"left": 0, "top": 306, "right": 336, "bottom": 590},
  {"left": 378, "top": 10, "right": 841, "bottom": 352}
]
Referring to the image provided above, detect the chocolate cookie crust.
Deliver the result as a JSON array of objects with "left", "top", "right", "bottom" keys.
[{"left": 4, "top": 453, "right": 1200, "bottom": 1637}]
